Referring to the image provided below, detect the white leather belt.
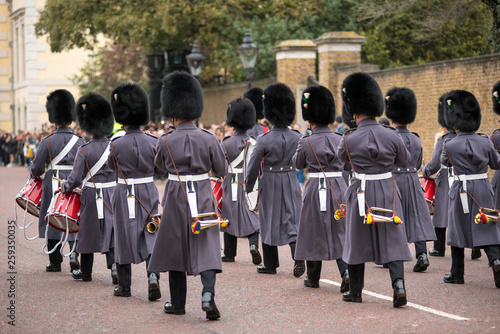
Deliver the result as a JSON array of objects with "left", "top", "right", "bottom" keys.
[
  {"left": 453, "top": 173, "right": 488, "bottom": 214},
  {"left": 309, "top": 172, "right": 342, "bottom": 178},
  {"left": 85, "top": 181, "right": 116, "bottom": 188},
  {"left": 118, "top": 176, "right": 154, "bottom": 185},
  {"left": 167, "top": 173, "right": 209, "bottom": 182},
  {"left": 354, "top": 172, "right": 393, "bottom": 216},
  {"left": 49, "top": 165, "right": 73, "bottom": 171},
  {"left": 229, "top": 168, "right": 243, "bottom": 174}
]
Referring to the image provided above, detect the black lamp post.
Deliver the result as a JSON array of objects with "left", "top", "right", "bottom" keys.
[
  {"left": 186, "top": 40, "right": 206, "bottom": 78},
  {"left": 147, "top": 52, "right": 167, "bottom": 123},
  {"left": 238, "top": 29, "right": 258, "bottom": 89}
]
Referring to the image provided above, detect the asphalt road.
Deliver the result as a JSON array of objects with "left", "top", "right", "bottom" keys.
[{"left": 1, "top": 166, "right": 499, "bottom": 333}]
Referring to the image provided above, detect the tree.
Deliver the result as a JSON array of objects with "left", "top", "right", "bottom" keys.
[{"left": 482, "top": 0, "right": 500, "bottom": 52}]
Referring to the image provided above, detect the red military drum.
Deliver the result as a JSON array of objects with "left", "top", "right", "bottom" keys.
[
  {"left": 16, "top": 177, "right": 43, "bottom": 217},
  {"left": 419, "top": 176, "right": 435, "bottom": 215},
  {"left": 45, "top": 189, "right": 81, "bottom": 233},
  {"left": 211, "top": 177, "right": 223, "bottom": 214}
]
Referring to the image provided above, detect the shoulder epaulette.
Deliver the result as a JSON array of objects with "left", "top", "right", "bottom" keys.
[
  {"left": 382, "top": 124, "right": 397, "bottom": 131},
  {"left": 344, "top": 128, "right": 357, "bottom": 135},
  {"left": 477, "top": 132, "right": 488, "bottom": 138},
  {"left": 222, "top": 135, "right": 231, "bottom": 142},
  {"left": 411, "top": 132, "right": 420, "bottom": 138}
]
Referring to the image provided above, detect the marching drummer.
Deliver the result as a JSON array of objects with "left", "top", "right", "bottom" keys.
[
  {"left": 107, "top": 83, "right": 161, "bottom": 301},
  {"left": 61, "top": 93, "right": 117, "bottom": 283},
  {"left": 148, "top": 71, "right": 227, "bottom": 320},
  {"left": 30, "top": 89, "right": 84, "bottom": 273},
  {"left": 441, "top": 90, "right": 500, "bottom": 288},
  {"left": 384, "top": 87, "right": 436, "bottom": 272},
  {"left": 337, "top": 72, "right": 412, "bottom": 307},
  {"left": 244, "top": 87, "right": 269, "bottom": 138},
  {"left": 292, "top": 85, "right": 349, "bottom": 291},
  {"left": 244, "top": 83, "right": 305, "bottom": 277},
  {"left": 220, "top": 98, "right": 262, "bottom": 265}
]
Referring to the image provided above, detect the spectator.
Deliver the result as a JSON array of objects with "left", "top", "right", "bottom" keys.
[{"left": 334, "top": 115, "right": 348, "bottom": 134}]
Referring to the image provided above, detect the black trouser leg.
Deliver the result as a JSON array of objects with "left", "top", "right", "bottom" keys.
[
  {"left": 451, "top": 246, "right": 465, "bottom": 277},
  {"left": 348, "top": 263, "right": 365, "bottom": 294},
  {"left": 434, "top": 227, "right": 446, "bottom": 253},
  {"left": 289, "top": 241, "right": 297, "bottom": 260},
  {"left": 262, "top": 243, "right": 279, "bottom": 269},
  {"left": 414, "top": 241, "right": 427, "bottom": 258},
  {"left": 105, "top": 248, "right": 115, "bottom": 269},
  {"left": 306, "top": 261, "right": 322, "bottom": 282},
  {"left": 201, "top": 270, "right": 216, "bottom": 295},
  {"left": 224, "top": 233, "right": 237, "bottom": 258},
  {"left": 68, "top": 240, "right": 78, "bottom": 255},
  {"left": 169, "top": 271, "right": 187, "bottom": 308},
  {"left": 387, "top": 261, "right": 404, "bottom": 285},
  {"left": 483, "top": 245, "right": 500, "bottom": 266},
  {"left": 145, "top": 255, "right": 159, "bottom": 278},
  {"left": 247, "top": 231, "right": 259, "bottom": 247},
  {"left": 47, "top": 238, "right": 63, "bottom": 264},
  {"left": 336, "top": 258, "right": 348, "bottom": 277},
  {"left": 80, "top": 253, "right": 94, "bottom": 275},
  {"left": 117, "top": 263, "right": 131, "bottom": 287}
]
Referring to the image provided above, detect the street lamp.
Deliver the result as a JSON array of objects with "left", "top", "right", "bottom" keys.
[
  {"left": 147, "top": 51, "right": 167, "bottom": 123},
  {"left": 186, "top": 40, "right": 206, "bottom": 78},
  {"left": 238, "top": 29, "right": 258, "bottom": 89}
]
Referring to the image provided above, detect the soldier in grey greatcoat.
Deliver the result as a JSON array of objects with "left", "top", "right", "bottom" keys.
[
  {"left": 490, "top": 81, "right": 500, "bottom": 212},
  {"left": 220, "top": 98, "right": 261, "bottom": 265},
  {"left": 421, "top": 96, "right": 456, "bottom": 257},
  {"left": 337, "top": 72, "right": 412, "bottom": 308},
  {"left": 108, "top": 83, "right": 161, "bottom": 301},
  {"left": 245, "top": 83, "right": 305, "bottom": 277},
  {"left": 441, "top": 90, "right": 500, "bottom": 288},
  {"left": 148, "top": 71, "right": 227, "bottom": 320},
  {"left": 293, "top": 85, "right": 349, "bottom": 291},
  {"left": 61, "top": 93, "right": 117, "bottom": 283},
  {"left": 384, "top": 87, "right": 436, "bottom": 272},
  {"left": 30, "top": 89, "right": 84, "bottom": 273},
  {"left": 244, "top": 87, "right": 269, "bottom": 139}
]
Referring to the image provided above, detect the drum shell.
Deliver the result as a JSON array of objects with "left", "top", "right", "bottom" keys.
[
  {"left": 419, "top": 176, "right": 436, "bottom": 215},
  {"left": 45, "top": 190, "right": 80, "bottom": 233},
  {"left": 16, "top": 178, "right": 43, "bottom": 217},
  {"left": 211, "top": 178, "right": 223, "bottom": 214}
]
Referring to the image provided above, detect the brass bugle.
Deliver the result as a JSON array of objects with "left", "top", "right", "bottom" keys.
[
  {"left": 365, "top": 207, "right": 397, "bottom": 224},
  {"left": 147, "top": 214, "right": 161, "bottom": 234},
  {"left": 475, "top": 208, "right": 500, "bottom": 224}
]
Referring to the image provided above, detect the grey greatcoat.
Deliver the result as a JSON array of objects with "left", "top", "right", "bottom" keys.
[
  {"left": 220, "top": 131, "right": 260, "bottom": 237},
  {"left": 490, "top": 129, "right": 500, "bottom": 210},
  {"left": 442, "top": 132, "right": 500, "bottom": 248},
  {"left": 30, "top": 127, "right": 84, "bottom": 241},
  {"left": 293, "top": 126, "right": 346, "bottom": 261},
  {"left": 148, "top": 122, "right": 227, "bottom": 275},
  {"left": 107, "top": 128, "right": 160, "bottom": 265},
  {"left": 421, "top": 132, "right": 456, "bottom": 228},
  {"left": 393, "top": 126, "right": 436, "bottom": 243},
  {"left": 247, "top": 123, "right": 267, "bottom": 139},
  {"left": 245, "top": 127, "right": 302, "bottom": 246},
  {"left": 61, "top": 138, "right": 115, "bottom": 254},
  {"left": 337, "top": 119, "right": 412, "bottom": 265}
]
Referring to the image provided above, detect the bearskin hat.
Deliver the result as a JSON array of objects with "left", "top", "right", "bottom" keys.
[
  {"left": 263, "top": 83, "right": 296, "bottom": 128},
  {"left": 384, "top": 87, "right": 417, "bottom": 125},
  {"left": 226, "top": 97, "right": 256, "bottom": 131},
  {"left": 443, "top": 90, "right": 481, "bottom": 132},
  {"left": 46, "top": 89, "right": 76, "bottom": 125},
  {"left": 301, "top": 85, "right": 336, "bottom": 125},
  {"left": 341, "top": 72, "right": 384, "bottom": 119},
  {"left": 161, "top": 71, "right": 203, "bottom": 120},
  {"left": 76, "top": 93, "right": 114, "bottom": 137},
  {"left": 437, "top": 94, "right": 447, "bottom": 128},
  {"left": 243, "top": 87, "right": 264, "bottom": 120},
  {"left": 342, "top": 104, "right": 356, "bottom": 129},
  {"left": 111, "top": 83, "right": 149, "bottom": 127},
  {"left": 492, "top": 81, "right": 500, "bottom": 115}
]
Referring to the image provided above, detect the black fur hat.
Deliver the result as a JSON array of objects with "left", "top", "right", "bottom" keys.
[
  {"left": 342, "top": 104, "right": 357, "bottom": 129},
  {"left": 341, "top": 72, "right": 384, "bottom": 118},
  {"left": 384, "top": 87, "right": 417, "bottom": 125},
  {"left": 243, "top": 87, "right": 264, "bottom": 120},
  {"left": 111, "top": 83, "right": 149, "bottom": 126},
  {"left": 46, "top": 89, "right": 76, "bottom": 125},
  {"left": 263, "top": 83, "right": 296, "bottom": 128},
  {"left": 161, "top": 71, "right": 203, "bottom": 120},
  {"left": 301, "top": 85, "right": 336, "bottom": 125},
  {"left": 443, "top": 90, "right": 481, "bottom": 132},
  {"left": 226, "top": 98, "right": 256, "bottom": 131},
  {"left": 437, "top": 94, "right": 448, "bottom": 128},
  {"left": 492, "top": 81, "right": 500, "bottom": 115},
  {"left": 76, "top": 93, "right": 114, "bottom": 137}
]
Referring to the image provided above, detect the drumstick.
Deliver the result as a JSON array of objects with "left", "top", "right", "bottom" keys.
[{"left": 52, "top": 177, "right": 81, "bottom": 192}]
